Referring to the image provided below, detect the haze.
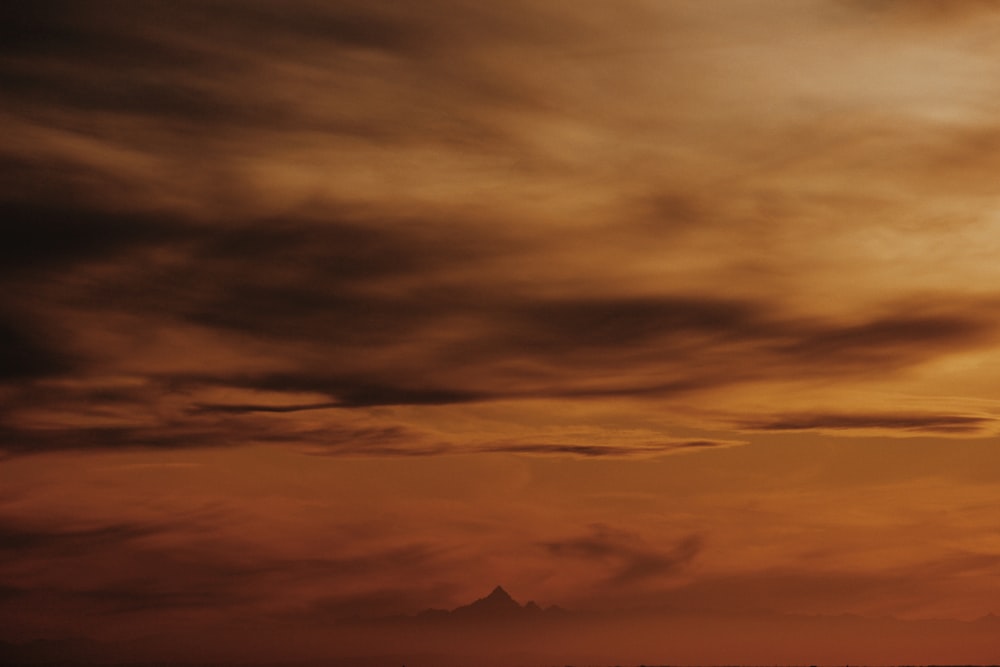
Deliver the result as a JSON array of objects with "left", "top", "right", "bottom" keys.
[{"left": 2, "top": 1, "right": 1000, "bottom": 664}]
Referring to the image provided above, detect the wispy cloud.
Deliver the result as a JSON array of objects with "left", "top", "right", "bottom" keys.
[
  {"left": 543, "top": 525, "right": 703, "bottom": 586},
  {"left": 735, "top": 411, "right": 994, "bottom": 435},
  {"left": 480, "top": 439, "right": 744, "bottom": 459},
  {"left": 0, "top": 510, "right": 452, "bottom": 619}
]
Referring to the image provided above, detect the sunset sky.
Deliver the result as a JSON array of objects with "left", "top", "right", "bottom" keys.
[{"left": 3, "top": 1, "right": 1000, "bottom": 664}]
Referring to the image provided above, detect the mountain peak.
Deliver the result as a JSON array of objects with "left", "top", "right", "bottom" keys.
[
  {"left": 487, "top": 585, "right": 513, "bottom": 601},
  {"left": 452, "top": 585, "right": 523, "bottom": 617},
  {"left": 400, "top": 588, "right": 573, "bottom": 625}
]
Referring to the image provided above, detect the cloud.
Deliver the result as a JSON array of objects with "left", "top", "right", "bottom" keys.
[
  {"left": 182, "top": 290, "right": 1000, "bottom": 410},
  {"left": 776, "top": 312, "right": 994, "bottom": 371},
  {"left": 2, "top": 0, "right": 1000, "bottom": 459},
  {"left": 0, "top": 509, "right": 449, "bottom": 619},
  {"left": 222, "top": 374, "right": 492, "bottom": 408},
  {"left": 543, "top": 525, "right": 702, "bottom": 586},
  {"left": 736, "top": 411, "right": 994, "bottom": 435},
  {"left": 500, "top": 296, "right": 769, "bottom": 351},
  {"left": 0, "top": 518, "right": 152, "bottom": 556},
  {"left": 481, "top": 439, "right": 745, "bottom": 459},
  {"left": 295, "top": 424, "right": 452, "bottom": 458},
  {"left": 0, "top": 202, "right": 186, "bottom": 276},
  {"left": 4, "top": 282, "right": 998, "bottom": 455},
  {"left": 0, "top": 0, "right": 608, "bottom": 150},
  {"left": 0, "top": 425, "right": 221, "bottom": 455},
  {"left": 0, "top": 2, "right": 433, "bottom": 123},
  {"left": 0, "top": 314, "right": 74, "bottom": 381},
  {"left": 191, "top": 401, "right": 339, "bottom": 414}
]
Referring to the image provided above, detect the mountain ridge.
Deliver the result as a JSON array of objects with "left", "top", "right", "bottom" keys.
[
  {"left": 353, "top": 586, "right": 568, "bottom": 626},
  {"left": 451, "top": 585, "right": 526, "bottom": 617}
]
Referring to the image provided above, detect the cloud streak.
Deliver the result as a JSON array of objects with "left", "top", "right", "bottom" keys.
[{"left": 736, "top": 412, "right": 994, "bottom": 435}]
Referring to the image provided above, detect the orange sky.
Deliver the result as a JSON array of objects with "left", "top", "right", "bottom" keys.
[{"left": 2, "top": 1, "right": 1000, "bottom": 664}]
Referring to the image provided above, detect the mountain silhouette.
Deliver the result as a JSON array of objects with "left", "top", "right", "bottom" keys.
[
  {"left": 362, "top": 586, "right": 568, "bottom": 627},
  {"left": 452, "top": 586, "right": 523, "bottom": 617},
  {"left": 346, "top": 586, "right": 570, "bottom": 628}
]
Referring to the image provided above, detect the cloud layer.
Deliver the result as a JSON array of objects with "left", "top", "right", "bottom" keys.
[{"left": 5, "top": 0, "right": 1000, "bottom": 456}]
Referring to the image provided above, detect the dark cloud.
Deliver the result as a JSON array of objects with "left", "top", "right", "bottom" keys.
[
  {"left": 84, "top": 211, "right": 521, "bottom": 347},
  {"left": 217, "top": 373, "right": 491, "bottom": 408},
  {"left": 0, "top": 154, "right": 141, "bottom": 213},
  {"left": 4, "top": 282, "right": 998, "bottom": 455},
  {"left": 0, "top": 519, "right": 152, "bottom": 557},
  {"left": 0, "top": 2, "right": 431, "bottom": 117},
  {"left": 0, "top": 0, "right": 584, "bottom": 146},
  {"left": 182, "top": 284, "right": 437, "bottom": 348},
  {"left": 501, "top": 296, "right": 768, "bottom": 352},
  {"left": 206, "top": 1, "right": 438, "bottom": 55},
  {"left": 0, "top": 2, "right": 202, "bottom": 63},
  {"left": 0, "top": 397, "right": 441, "bottom": 456},
  {"left": 0, "top": 202, "right": 184, "bottom": 276},
  {"left": 482, "top": 439, "right": 743, "bottom": 459},
  {"left": 0, "top": 424, "right": 223, "bottom": 456},
  {"left": 1, "top": 408, "right": 732, "bottom": 457},
  {"left": 777, "top": 313, "right": 992, "bottom": 371},
  {"left": 544, "top": 526, "right": 702, "bottom": 586},
  {"left": 1, "top": 0, "right": 999, "bottom": 459},
  {"left": 455, "top": 298, "right": 999, "bottom": 395},
  {"left": 0, "top": 314, "right": 73, "bottom": 381},
  {"left": 191, "top": 401, "right": 339, "bottom": 414},
  {"left": 0, "top": 3, "right": 263, "bottom": 130},
  {"left": 736, "top": 411, "right": 993, "bottom": 434},
  {"left": 191, "top": 214, "right": 490, "bottom": 282},
  {"left": 0, "top": 584, "right": 22, "bottom": 602}
]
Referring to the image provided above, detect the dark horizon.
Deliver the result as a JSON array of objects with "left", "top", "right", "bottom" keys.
[{"left": 3, "top": 584, "right": 999, "bottom": 666}]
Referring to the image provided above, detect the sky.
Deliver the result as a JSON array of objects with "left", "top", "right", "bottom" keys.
[{"left": 2, "top": 0, "right": 1000, "bottom": 664}]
